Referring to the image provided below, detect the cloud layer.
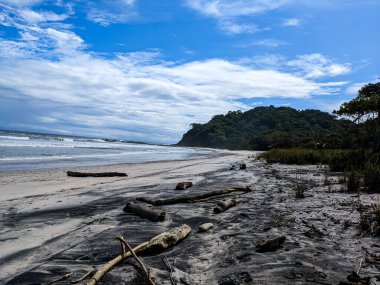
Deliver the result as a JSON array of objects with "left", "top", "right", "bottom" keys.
[
  {"left": 185, "top": 0, "right": 291, "bottom": 34},
  {"left": 0, "top": 0, "right": 354, "bottom": 143}
]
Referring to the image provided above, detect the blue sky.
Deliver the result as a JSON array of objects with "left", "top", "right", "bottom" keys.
[{"left": 0, "top": 0, "right": 379, "bottom": 143}]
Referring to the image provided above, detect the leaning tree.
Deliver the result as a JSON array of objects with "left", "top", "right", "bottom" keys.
[{"left": 334, "top": 82, "right": 380, "bottom": 151}]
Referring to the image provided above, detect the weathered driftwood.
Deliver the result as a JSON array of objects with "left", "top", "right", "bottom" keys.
[
  {"left": 123, "top": 202, "right": 167, "bottom": 222},
  {"left": 87, "top": 224, "right": 191, "bottom": 285},
  {"left": 213, "top": 199, "right": 236, "bottom": 214},
  {"left": 117, "top": 236, "right": 156, "bottom": 285},
  {"left": 67, "top": 171, "right": 127, "bottom": 177},
  {"left": 163, "top": 256, "right": 175, "bottom": 285},
  {"left": 198, "top": 223, "right": 214, "bottom": 233},
  {"left": 137, "top": 186, "right": 251, "bottom": 206},
  {"left": 255, "top": 236, "right": 286, "bottom": 252},
  {"left": 70, "top": 269, "right": 97, "bottom": 284},
  {"left": 176, "top": 182, "right": 193, "bottom": 190}
]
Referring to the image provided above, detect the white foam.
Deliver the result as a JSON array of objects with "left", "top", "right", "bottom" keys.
[{"left": 0, "top": 135, "right": 30, "bottom": 140}]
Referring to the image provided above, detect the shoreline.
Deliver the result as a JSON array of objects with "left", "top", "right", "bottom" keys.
[
  {"left": 0, "top": 150, "right": 379, "bottom": 285},
  {"left": 0, "top": 146, "right": 227, "bottom": 173},
  {"left": 0, "top": 146, "right": 223, "bottom": 173}
]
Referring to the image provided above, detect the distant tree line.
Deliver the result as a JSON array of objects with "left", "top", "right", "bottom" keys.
[
  {"left": 180, "top": 82, "right": 380, "bottom": 192},
  {"left": 177, "top": 106, "right": 354, "bottom": 150}
]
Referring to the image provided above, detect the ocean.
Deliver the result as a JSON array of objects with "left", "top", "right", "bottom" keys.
[{"left": 0, "top": 130, "right": 216, "bottom": 171}]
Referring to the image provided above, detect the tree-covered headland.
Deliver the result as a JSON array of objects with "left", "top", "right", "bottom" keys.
[{"left": 178, "top": 82, "right": 380, "bottom": 192}]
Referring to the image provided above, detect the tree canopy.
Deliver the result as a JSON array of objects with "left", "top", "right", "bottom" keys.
[
  {"left": 177, "top": 106, "right": 353, "bottom": 150},
  {"left": 334, "top": 82, "right": 380, "bottom": 150}
]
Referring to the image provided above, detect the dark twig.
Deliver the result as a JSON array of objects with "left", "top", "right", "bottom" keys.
[
  {"left": 116, "top": 236, "right": 156, "bottom": 285},
  {"left": 357, "top": 258, "right": 365, "bottom": 275},
  {"left": 163, "top": 255, "right": 176, "bottom": 285},
  {"left": 41, "top": 272, "right": 72, "bottom": 285}
]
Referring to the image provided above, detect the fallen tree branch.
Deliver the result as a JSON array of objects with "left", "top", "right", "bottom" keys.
[
  {"left": 87, "top": 224, "right": 191, "bottom": 285},
  {"left": 67, "top": 171, "right": 127, "bottom": 177},
  {"left": 357, "top": 258, "right": 365, "bottom": 275},
  {"left": 213, "top": 198, "right": 236, "bottom": 214},
  {"left": 42, "top": 272, "right": 72, "bottom": 285},
  {"left": 70, "top": 269, "right": 97, "bottom": 284},
  {"left": 117, "top": 236, "right": 156, "bottom": 285},
  {"left": 163, "top": 256, "right": 176, "bottom": 285},
  {"left": 123, "top": 202, "right": 167, "bottom": 222},
  {"left": 136, "top": 186, "right": 251, "bottom": 206}
]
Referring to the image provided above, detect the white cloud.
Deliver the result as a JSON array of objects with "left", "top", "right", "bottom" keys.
[
  {"left": 0, "top": 0, "right": 43, "bottom": 7},
  {"left": 0, "top": 48, "right": 350, "bottom": 142},
  {"left": 0, "top": 1, "right": 83, "bottom": 58},
  {"left": 0, "top": 0, "right": 353, "bottom": 143},
  {"left": 248, "top": 38, "right": 287, "bottom": 47},
  {"left": 18, "top": 9, "right": 70, "bottom": 24},
  {"left": 86, "top": 0, "right": 137, "bottom": 26},
  {"left": 346, "top": 82, "right": 365, "bottom": 95},
  {"left": 239, "top": 54, "right": 350, "bottom": 82},
  {"left": 186, "top": 0, "right": 289, "bottom": 18},
  {"left": 185, "top": 0, "right": 290, "bottom": 34},
  {"left": 218, "top": 20, "right": 259, "bottom": 34},
  {"left": 287, "top": 54, "right": 351, "bottom": 78},
  {"left": 283, "top": 18, "right": 300, "bottom": 26}
]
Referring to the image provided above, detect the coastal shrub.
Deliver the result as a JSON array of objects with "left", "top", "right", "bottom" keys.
[
  {"left": 359, "top": 203, "right": 380, "bottom": 236},
  {"left": 259, "top": 148, "right": 366, "bottom": 172},
  {"left": 346, "top": 171, "right": 361, "bottom": 192},
  {"left": 363, "top": 161, "right": 380, "bottom": 192},
  {"left": 259, "top": 149, "right": 323, "bottom": 165},
  {"left": 294, "top": 183, "right": 307, "bottom": 198},
  {"left": 327, "top": 149, "right": 364, "bottom": 172}
]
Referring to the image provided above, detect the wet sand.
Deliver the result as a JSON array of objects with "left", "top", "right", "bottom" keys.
[{"left": 0, "top": 150, "right": 379, "bottom": 284}]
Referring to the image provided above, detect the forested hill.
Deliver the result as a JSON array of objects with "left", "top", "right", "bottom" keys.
[{"left": 177, "top": 106, "right": 353, "bottom": 150}]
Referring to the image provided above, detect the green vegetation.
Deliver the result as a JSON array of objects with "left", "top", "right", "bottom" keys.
[
  {"left": 346, "top": 171, "right": 361, "bottom": 192},
  {"left": 259, "top": 149, "right": 365, "bottom": 171},
  {"left": 294, "top": 183, "right": 307, "bottom": 199},
  {"left": 179, "top": 82, "right": 380, "bottom": 192},
  {"left": 177, "top": 106, "right": 353, "bottom": 150}
]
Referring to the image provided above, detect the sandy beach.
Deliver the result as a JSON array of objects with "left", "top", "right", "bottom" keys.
[{"left": 1, "top": 150, "right": 379, "bottom": 285}]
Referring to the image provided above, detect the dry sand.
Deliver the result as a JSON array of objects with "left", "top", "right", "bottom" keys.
[{"left": 0, "top": 150, "right": 379, "bottom": 285}]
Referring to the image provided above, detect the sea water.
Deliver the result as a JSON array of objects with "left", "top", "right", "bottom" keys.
[{"left": 0, "top": 130, "right": 215, "bottom": 171}]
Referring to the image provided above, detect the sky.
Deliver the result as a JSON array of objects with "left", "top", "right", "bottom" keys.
[{"left": 0, "top": 0, "right": 379, "bottom": 143}]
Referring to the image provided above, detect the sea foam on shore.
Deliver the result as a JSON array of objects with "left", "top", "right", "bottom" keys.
[{"left": 0, "top": 130, "right": 215, "bottom": 170}]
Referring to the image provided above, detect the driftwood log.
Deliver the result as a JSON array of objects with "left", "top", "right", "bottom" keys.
[
  {"left": 67, "top": 171, "right": 127, "bottom": 177},
  {"left": 198, "top": 223, "right": 214, "bottom": 233},
  {"left": 70, "top": 269, "right": 97, "bottom": 284},
  {"left": 137, "top": 186, "right": 251, "bottom": 206},
  {"left": 87, "top": 224, "right": 191, "bottom": 285},
  {"left": 213, "top": 198, "right": 236, "bottom": 214},
  {"left": 255, "top": 236, "right": 286, "bottom": 252},
  {"left": 117, "top": 236, "right": 156, "bottom": 285},
  {"left": 176, "top": 182, "right": 193, "bottom": 190},
  {"left": 123, "top": 202, "right": 167, "bottom": 222}
]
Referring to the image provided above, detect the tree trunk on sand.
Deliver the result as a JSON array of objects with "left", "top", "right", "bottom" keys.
[
  {"left": 87, "top": 224, "right": 191, "bottom": 285},
  {"left": 67, "top": 171, "right": 127, "bottom": 177},
  {"left": 213, "top": 198, "right": 236, "bottom": 214},
  {"left": 136, "top": 186, "right": 251, "bottom": 206},
  {"left": 123, "top": 202, "right": 167, "bottom": 222}
]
